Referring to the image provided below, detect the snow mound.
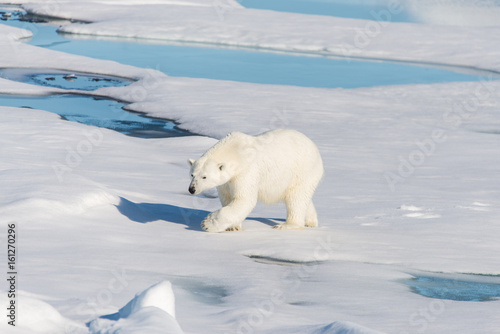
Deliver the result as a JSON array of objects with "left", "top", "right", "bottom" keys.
[
  {"left": 0, "top": 24, "right": 33, "bottom": 41},
  {"left": 89, "top": 281, "right": 183, "bottom": 334},
  {"left": 118, "top": 280, "right": 176, "bottom": 319},
  {"left": 271, "top": 321, "right": 386, "bottom": 334},
  {"left": 0, "top": 291, "right": 86, "bottom": 334},
  {"left": 313, "top": 321, "right": 386, "bottom": 334},
  {"left": 0, "top": 169, "right": 119, "bottom": 219}
]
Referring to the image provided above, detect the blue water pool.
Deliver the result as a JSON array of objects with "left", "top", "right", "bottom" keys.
[
  {"left": 243, "top": 0, "right": 416, "bottom": 22},
  {"left": 48, "top": 32, "right": 497, "bottom": 88},
  {"left": 44, "top": 37, "right": 496, "bottom": 89},
  {"left": 405, "top": 275, "right": 500, "bottom": 302}
]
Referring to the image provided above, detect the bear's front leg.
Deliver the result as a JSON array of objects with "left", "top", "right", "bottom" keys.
[
  {"left": 202, "top": 195, "right": 257, "bottom": 233},
  {"left": 201, "top": 208, "right": 235, "bottom": 233}
]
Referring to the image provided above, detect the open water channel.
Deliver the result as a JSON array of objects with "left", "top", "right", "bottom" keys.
[{"left": 0, "top": 4, "right": 496, "bottom": 138}]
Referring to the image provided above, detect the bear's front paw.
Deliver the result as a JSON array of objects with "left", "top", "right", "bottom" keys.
[
  {"left": 201, "top": 211, "right": 229, "bottom": 233},
  {"left": 225, "top": 224, "right": 243, "bottom": 232}
]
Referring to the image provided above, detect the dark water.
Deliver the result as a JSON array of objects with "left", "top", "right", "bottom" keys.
[
  {"left": 0, "top": 94, "right": 189, "bottom": 138},
  {"left": 0, "top": 68, "right": 131, "bottom": 91}
]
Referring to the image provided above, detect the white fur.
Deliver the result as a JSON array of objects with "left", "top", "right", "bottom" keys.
[{"left": 188, "top": 129, "right": 324, "bottom": 232}]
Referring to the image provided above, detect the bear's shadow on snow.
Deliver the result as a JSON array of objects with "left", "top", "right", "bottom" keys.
[
  {"left": 116, "top": 197, "right": 209, "bottom": 231},
  {"left": 251, "top": 217, "right": 285, "bottom": 226},
  {"left": 117, "top": 197, "right": 284, "bottom": 230}
]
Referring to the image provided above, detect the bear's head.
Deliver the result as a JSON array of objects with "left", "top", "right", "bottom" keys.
[{"left": 187, "top": 158, "right": 233, "bottom": 195}]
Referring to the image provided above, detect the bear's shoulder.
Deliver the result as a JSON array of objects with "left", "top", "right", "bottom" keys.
[
  {"left": 224, "top": 131, "right": 248, "bottom": 141},
  {"left": 217, "top": 132, "right": 254, "bottom": 147},
  {"left": 204, "top": 132, "right": 254, "bottom": 160}
]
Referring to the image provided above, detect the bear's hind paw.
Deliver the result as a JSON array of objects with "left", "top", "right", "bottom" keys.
[
  {"left": 305, "top": 220, "right": 318, "bottom": 228},
  {"left": 273, "top": 223, "right": 305, "bottom": 231}
]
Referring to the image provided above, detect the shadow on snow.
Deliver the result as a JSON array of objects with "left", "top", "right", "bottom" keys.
[
  {"left": 116, "top": 197, "right": 209, "bottom": 231},
  {"left": 116, "top": 197, "right": 285, "bottom": 231}
]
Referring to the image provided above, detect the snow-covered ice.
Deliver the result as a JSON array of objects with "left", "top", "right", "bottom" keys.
[
  {"left": 88, "top": 280, "right": 183, "bottom": 334},
  {"left": 406, "top": 0, "right": 500, "bottom": 27},
  {"left": 1, "top": 1, "right": 500, "bottom": 333}
]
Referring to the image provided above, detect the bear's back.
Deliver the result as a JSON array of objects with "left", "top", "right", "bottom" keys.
[
  {"left": 254, "top": 129, "right": 323, "bottom": 203},
  {"left": 256, "top": 129, "right": 322, "bottom": 165}
]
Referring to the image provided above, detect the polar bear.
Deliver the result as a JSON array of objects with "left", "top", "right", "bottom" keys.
[{"left": 188, "top": 129, "right": 323, "bottom": 232}]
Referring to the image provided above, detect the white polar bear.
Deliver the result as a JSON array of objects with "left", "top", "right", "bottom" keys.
[{"left": 188, "top": 129, "right": 323, "bottom": 232}]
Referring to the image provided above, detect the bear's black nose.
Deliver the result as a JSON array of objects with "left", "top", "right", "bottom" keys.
[{"left": 189, "top": 186, "right": 195, "bottom": 194}]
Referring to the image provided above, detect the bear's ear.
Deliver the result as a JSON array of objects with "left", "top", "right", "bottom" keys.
[
  {"left": 188, "top": 158, "right": 195, "bottom": 166},
  {"left": 218, "top": 163, "right": 224, "bottom": 171}
]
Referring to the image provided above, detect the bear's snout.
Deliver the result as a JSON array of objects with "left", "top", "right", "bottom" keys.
[{"left": 189, "top": 184, "right": 196, "bottom": 194}]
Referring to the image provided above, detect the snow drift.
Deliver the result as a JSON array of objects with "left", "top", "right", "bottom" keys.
[{"left": 88, "top": 280, "right": 183, "bottom": 334}]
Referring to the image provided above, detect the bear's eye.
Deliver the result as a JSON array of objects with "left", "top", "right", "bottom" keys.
[
  {"left": 202, "top": 176, "right": 207, "bottom": 179},
  {"left": 190, "top": 174, "right": 194, "bottom": 178}
]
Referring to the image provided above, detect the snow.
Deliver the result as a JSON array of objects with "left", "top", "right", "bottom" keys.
[{"left": 1, "top": 1, "right": 500, "bottom": 333}]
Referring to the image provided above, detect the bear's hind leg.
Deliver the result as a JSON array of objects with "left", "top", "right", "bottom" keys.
[
  {"left": 304, "top": 201, "right": 318, "bottom": 228},
  {"left": 274, "top": 193, "right": 308, "bottom": 230},
  {"left": 273, "top": 223, "right": 304, "bottom": 230}
]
